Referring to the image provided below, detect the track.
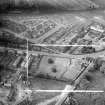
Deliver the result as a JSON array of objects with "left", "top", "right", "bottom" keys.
[{"left": 0, "top": 46, "right": 105, "bottom": 59}]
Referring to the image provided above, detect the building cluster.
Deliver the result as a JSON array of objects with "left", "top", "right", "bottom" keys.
[
  {"left": 2, "top": 19, "right": 27, "bottom": 34},
  {"left": 1, "top": 17, "right": 105, "bottom": 55},
  {"left": 23, "top": 19, "right": 57, "bottom": 39},
  {"left": 0, "top": 48, "right": 42, "bottom": 72},
  {"left": 0, "top": 29, "right": 104, "bottom": 56},
  {"left": 39, "top": 20, "right": 105, "bottom": 46},
  {"left": 1, "top": 14, "right": 105, "bottom": 105}
]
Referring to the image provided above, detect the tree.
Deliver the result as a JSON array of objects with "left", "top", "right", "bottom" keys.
[
  {"left": 100, "top": 62, "right": 105, "bottom": 74},
  {"left": 81, "top": 47, "right": 95, "bottom": 54}
]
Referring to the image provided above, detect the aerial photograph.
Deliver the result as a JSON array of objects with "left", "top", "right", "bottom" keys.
[{"left": 1, "top": 0, "right": 105, "bottom": 105}]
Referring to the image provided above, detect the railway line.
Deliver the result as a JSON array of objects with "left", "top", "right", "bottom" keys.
[{"left": 0, "top": 46, "right": 105, "bottom": 59}]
